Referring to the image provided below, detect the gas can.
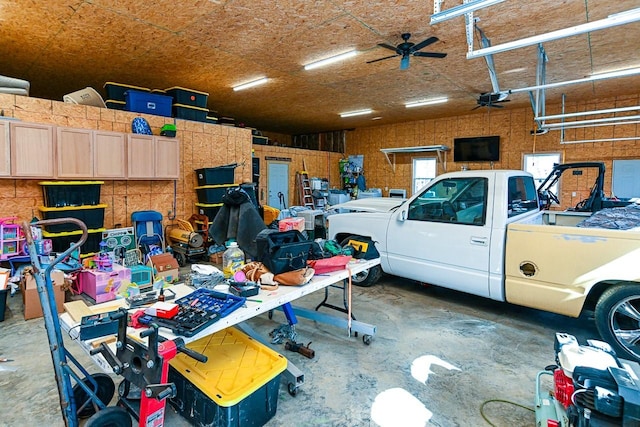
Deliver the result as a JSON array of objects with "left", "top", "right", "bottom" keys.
[{"left": 222, "top": 241, "right": 245, "bottom": 279}]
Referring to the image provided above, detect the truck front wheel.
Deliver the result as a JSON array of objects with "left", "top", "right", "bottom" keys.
[{"left": 595, "top": 284, "right": 640, "bottom": 361}]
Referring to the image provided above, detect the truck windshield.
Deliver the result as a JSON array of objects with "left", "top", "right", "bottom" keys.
[{"left": 407, "top": 177, "right": 488, "bottom": 225}]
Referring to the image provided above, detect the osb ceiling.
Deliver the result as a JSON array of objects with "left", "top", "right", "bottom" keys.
[{"left": 1, "top": 0, "right": 639, "bottom": 135}]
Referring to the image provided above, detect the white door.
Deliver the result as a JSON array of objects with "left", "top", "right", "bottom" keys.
[
  {"left": 268, "top": 162, "right": 289, "bottom": 209},
  {"left": 386, "top": 176, "right": 493, "bottom": 297}
]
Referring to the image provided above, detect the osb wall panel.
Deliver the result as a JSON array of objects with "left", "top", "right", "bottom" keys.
[
  {"left": 252, "top": 145, "right": 343, "bottom": 207},
  {"left": 0, "top": 93, "right": 252, "bottom": 229},
  {"left": 346, "top": 94, "right": 640, "bottom": 209}
]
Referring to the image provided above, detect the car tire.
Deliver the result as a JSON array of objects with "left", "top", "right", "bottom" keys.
[
  {"left": 595, "top": 284, "right": 640, "bottom": 361},
  {"left": 339, "top": 235, "right": 382, "bottom": 287}
]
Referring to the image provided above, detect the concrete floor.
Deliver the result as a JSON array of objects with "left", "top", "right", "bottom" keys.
[{"left": 0, "top": 270, "right": 598, "bottom": 427}]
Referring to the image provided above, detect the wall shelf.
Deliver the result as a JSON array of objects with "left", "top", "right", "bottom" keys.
[{"left": 380, "top": 145, "right": 449, "bottom": 172}]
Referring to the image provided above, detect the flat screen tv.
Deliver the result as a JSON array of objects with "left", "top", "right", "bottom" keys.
[{"left": 453, "top": 136, "right": 500, "bottom": 162}]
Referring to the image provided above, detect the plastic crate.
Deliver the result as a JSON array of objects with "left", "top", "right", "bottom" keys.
[
  {"left": 125, "top": 90, "right": 172, "bottom": 117},
  {"left": 105, "top": 99, "right": 126, "bottom": 110},
  {"left": 172, "top": 103, "right": 209, "bottom": 122},
  {"left": 42, "top": 228, "right": 106, "bottom": 255},
  {"left": 195, "top": 165, "right": 236, "bottom": 186},
  {"left": 553, "top": 368, "right": 574, "bottom": 408},
  {"left": 40, "top": 181, "right": 103, "bottom": 207},
  {"left": 168, "top": 327, "right": 286, "bottom": 427},
  {"left": 195, "top": 184, "right": 236, "bottom": 204},
  {"left": 165, "top": 86, "right": 208, "bottom": 108},
  {"left": 195, "top": 203, "right": 223, "bottom": 222},
  {"left": 39, "top": 204, "right": 107, "bottom": 233},
  {"left": 103, "top": 82, "right": 150, "bottom": 102}
]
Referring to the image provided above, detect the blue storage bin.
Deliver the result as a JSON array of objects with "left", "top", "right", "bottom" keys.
[{"left": 125, "top": 90, "right": 172, "bottom": 117}]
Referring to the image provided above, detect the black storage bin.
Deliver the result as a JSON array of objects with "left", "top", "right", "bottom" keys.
[
  {"left": 105, "top": 100, "right": 126, "bottom": 110},
  {"left": 39, "top": 204, "right": 106, "bottom": 233},
  {"left": 165, "top": 87, "right": 209, "bottom": 108},
  {"left": 195, "top": 203, "right": 223, "bottom": 222},
  {"left": 252, "top": 135, "right": 269, "bottom": 145},
  {"left": 173, "top": 104, "right": 209, "bottom": 122},
  {"left": 43, "top": 228, "right": 106, "bottom": 255},
  {"left": 195, "top": 184, "right": 236, "bottom": 204},
  {"left": 40, "top": 181, "right": 103, "bottom": 207},
  {"left": 103, "top": 82, "right": 150, "bottom": 102},
  {"left": 195, "top": 165, "right": 237, "bottom": 186}
]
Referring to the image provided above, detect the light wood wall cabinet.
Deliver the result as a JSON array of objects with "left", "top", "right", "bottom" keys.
[
  {"left": 0, "top": 120, "right": 10, "bottom": 177},
  {"left": 56, "top": 127, "right": 93, "bottom": 178},
  {"left": 93, "top": 131, "right": 126, "bottom": 179},
  {"left": 127, "top": 134, "right": 179, "bottom": 179},
  {"left": 10, "top": 122, "right": 55, "bottom": 178}
]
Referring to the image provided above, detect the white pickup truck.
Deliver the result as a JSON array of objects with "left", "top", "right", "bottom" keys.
[{"left": 327, "top": 169, "right": 640, "bottom": 360}]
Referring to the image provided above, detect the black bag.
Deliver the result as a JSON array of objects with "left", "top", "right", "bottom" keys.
[
  {"left": 343, "top": 236, "right": 380, "bottom": 260},
  {"left": 255, "top": 230, "right": 314, "bottom": 275}
]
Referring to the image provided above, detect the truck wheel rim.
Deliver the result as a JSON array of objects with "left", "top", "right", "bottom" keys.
[{"left": 610, "top": 296, "right": 640, "bottom": 359}]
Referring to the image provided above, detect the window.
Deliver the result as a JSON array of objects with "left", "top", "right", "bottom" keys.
[
  {"left": 407, "top": 177, "right": 488, "bottom": 225},
  {"left": 507, "top": 176, "right": 539, "bottom": 217},
  {"left": 524, "top": 153, "right": 561, "bottom": 193},
  {"left": 412, "top": 158, "right": 437, "bottom": 194}
]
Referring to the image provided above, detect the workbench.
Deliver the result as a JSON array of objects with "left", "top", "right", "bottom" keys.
[{"left": 59, "top": 257, "right": 380, "bottom": 394}]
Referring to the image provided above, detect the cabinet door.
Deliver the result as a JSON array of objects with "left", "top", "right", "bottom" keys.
[
  {"left": 10, "top": 122, "right": 55, "bottom": 177},
  {"left": 56, "top": 127, "right": 93, "bottom": 178},
  {"left": 94, "top": 131, "right": 126, "bottom": 179},
  {"left": 127, "top": 134, "right": 154, "bottom": 179},
  {"left": 154, "top": 136, "right": 180, "bottom": 179},
  {"left": 0, "top": 120, "right": 10, "bottom": 177}
]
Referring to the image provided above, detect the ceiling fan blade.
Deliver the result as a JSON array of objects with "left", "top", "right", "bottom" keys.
[
  {"left": 366, "top": 54, "right": 399, "bottom": 64},
  {"left": 413, "top": 52, "right": 447, "bottom": 59},
  {"left": 471, "top": 105, "right": 482, "bottom": 111},
  {"left": 410, "top": 36, "right": 439, "bottom": 53},
  {"left": 378, "top": 43, "right": 398, "bottom": 51},
  {"left": 400, "top": 56, "right": 410, "bottom": 70}
]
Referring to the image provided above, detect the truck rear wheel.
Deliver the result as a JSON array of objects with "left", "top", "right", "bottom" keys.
[
  {"left": 340, "top": 235, "right": 382, "bottom": 287},
  {"left": 595, "top": 284, "right": 640, "bottom": 361}
]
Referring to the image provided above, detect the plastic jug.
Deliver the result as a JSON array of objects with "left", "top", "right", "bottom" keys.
[{"left": 222, "top": 241, "right": 245, "bottom": 279}]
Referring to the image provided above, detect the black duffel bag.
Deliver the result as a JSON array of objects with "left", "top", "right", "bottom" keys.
[{"left": 255, "top": 229, "right": 314, "bottom": 275}]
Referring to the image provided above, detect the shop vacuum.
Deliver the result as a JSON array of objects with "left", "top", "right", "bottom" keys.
[{"left": 536, "top": 333, "right": 640, "bottom": 427}]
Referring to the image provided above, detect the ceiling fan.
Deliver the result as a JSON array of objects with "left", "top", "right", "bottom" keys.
[
  {"left": 473, "top": 92, "right": 511, "bottom": 109},
  {"left": 367, "top": 33, "right": 447, "bottom": 70}
]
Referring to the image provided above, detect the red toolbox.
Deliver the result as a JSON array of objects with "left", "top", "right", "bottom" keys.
[{"left": 78, "top": 264, "right": 131, "bottom": 303}]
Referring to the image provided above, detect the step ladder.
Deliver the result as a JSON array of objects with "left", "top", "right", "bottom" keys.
[{"left": 297, "top": 170, "right": 315, "bottom": 209}]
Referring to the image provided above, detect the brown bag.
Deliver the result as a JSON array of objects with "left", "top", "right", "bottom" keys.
[
  {"left": 241, "top": 262, "right": 270, "bottom": 282},
  {"left": 274, "top": 267, "right": 315, "bottom": 286}
]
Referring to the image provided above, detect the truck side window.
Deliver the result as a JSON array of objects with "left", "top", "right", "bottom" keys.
[
  {"left": 508, "top": 176, "right": 539, "bottom": 217},
  {"left": 407, "top": 177, "right": 488, "bottom": 225}
]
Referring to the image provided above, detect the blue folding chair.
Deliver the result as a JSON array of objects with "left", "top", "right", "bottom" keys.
[{"left": 131, "top": 210, "right": 165, "bottom": 259}]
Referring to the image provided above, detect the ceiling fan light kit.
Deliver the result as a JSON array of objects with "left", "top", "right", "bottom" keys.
[
  {"left": 405, "top": 97, "right": 448, "bottom": 108},
  {"left": 304, "top": 50, "right": 358, "bottom": 70},
  {"left": 340, "top": 109, "right": 373, "bottom": 118},
  {"left": 232, "top": 77, "right": 268, "bottom": 91}
]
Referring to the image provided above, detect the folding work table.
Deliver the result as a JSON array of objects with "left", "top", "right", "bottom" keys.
[{"left": 59, "top": 257, "right": 380, "bottom": 394}]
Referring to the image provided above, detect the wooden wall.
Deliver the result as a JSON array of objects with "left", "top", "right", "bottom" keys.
[{"left": 345, "top": 94, "right": 640, "bottom": 209}]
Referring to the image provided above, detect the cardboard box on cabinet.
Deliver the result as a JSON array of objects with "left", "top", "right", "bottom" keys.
[{"left": 21, "top": 270, "right": 66, "bottom": 320}]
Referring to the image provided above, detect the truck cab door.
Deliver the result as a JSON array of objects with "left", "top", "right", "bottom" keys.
[{"left": 387, "top": 177, "right": 493, "bottom": 297}]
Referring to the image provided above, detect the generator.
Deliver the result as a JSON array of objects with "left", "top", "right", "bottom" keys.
[
  {"left": 536, "top": 332, "right": 640, "bottom": 427},
  {"left": 165, "top": 219, "right": 206, "bottom": 267}
]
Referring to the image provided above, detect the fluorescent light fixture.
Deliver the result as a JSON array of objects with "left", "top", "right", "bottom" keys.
[
  {"left": 468, "top": 7, "right": 640, "bottom": 59},
  {"left": 304, "top": 50, "right": 357, "bottom": 70},
  {"left": 509, "top": 67, "right": 640, "bottom": 94},
  {"left": 405, "top": 97, "right": 448, "bottom": 108},
  {"left": 431, "top": 0, "right": 506, "bottom": 25},
  {"left": 340, "top": 109, "right": 372, "bottom": 117},
  {"left": 233, "top": 77, "right": 268, "bottom": 91}
]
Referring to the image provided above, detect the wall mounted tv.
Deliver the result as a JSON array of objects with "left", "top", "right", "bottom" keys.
[{"left": 453, "top": 136, "right": 500, "bottom": 162}]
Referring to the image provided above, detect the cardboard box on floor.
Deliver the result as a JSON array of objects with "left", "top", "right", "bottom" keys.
[{"left": 21, "top": 270, "right": 66, "bottom": 320}]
